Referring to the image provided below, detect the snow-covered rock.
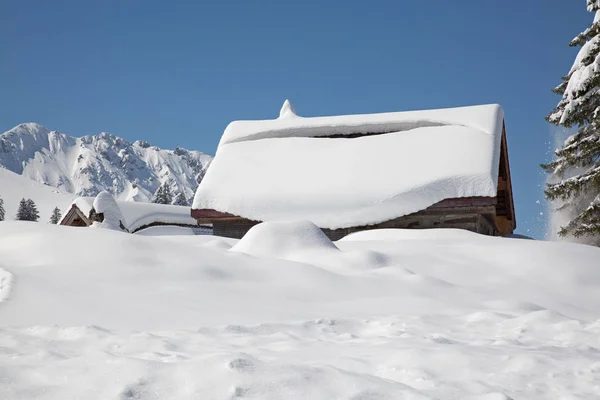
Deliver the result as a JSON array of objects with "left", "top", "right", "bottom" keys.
[{"left": 0, "top": 123, "right": 212, "bottom": 202}]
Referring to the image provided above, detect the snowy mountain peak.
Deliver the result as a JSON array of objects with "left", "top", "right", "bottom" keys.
[
  {"left": 0, "top": 123, "right": 213, "bottom": 203},
  {"left": 8, "top": 122, "right": 50, "bottom": 135},
  {"left": 279, "top": 99, "right": 297, "bottom": 119}
]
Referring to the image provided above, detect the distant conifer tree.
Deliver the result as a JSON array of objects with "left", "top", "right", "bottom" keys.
[
  {"left": 152, "top": 182, "right": 174, "bottom": 204},
  {"left": 49, "top": 207, "right": 62, "bottom": 224},
  {"left": 173, "top": 192, "right": 189, "bottom": 206},
  {"left": 25, "top": 199, "right": 40, "bottom": 222},
  {"left": 0, "top": 196, "right": 5, "bottom": 221},
  {"left": 15, "top": 198, "right": 28, "bottom": 220}
]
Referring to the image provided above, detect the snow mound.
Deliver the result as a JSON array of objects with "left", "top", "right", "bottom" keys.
[
  {"left": 90, "top": 191, "right": 127, "bottom": 231},
  {"left": 231, "top": 221, "right": 392, "bottom": 271},
  {"left": 202, "top": 238, "right": 234, "bottom": 250},
  {"left": 231, "top": 220, "right": 338, "bottom": 259}
]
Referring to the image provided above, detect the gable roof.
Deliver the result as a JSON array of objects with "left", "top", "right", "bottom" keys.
[
  {"left": 61, "top": 197, "right": 197, "bottom": 233},
  {"left": 193, "top": 102, "right": 506, "bottom": 230}
]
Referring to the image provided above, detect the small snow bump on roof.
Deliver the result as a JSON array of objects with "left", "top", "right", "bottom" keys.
[{"left": 278, "top": 99, "right": 297, "bottom": 119}]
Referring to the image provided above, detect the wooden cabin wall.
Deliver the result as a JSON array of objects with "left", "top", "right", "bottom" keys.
[
  {"left": 212, "top": 208, "right": 498, "bottom": 241},
  {"left": 494, "top": 125, "right": 516, "bottom": 236}
]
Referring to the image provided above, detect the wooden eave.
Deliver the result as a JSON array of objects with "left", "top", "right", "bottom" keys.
[{"left": 59, "top": 204, "right": 92, "bottom": 227}]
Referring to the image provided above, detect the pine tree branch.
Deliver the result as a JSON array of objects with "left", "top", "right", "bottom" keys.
[{"left": 544, "top": 165, "right": 600, "bottom": 200}]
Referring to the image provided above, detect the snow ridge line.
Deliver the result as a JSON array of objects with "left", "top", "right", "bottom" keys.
[{"left": 221, "top": 120, "right": 479, "bottom": 147}]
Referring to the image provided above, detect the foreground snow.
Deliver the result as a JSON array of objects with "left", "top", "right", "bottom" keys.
[{"left": 1, "top": 222, "right": 599, "bottom": 399}]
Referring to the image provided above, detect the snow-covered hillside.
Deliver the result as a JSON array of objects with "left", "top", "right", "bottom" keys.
[
  {"left": 0, "top": 167, "right": 75, "bottom": 222},
  {"left": 1, "top": 221, "right": 599, "bottom": 399},
  {"left": 0, "top": 123, "right": 212, "bottom": 202}
]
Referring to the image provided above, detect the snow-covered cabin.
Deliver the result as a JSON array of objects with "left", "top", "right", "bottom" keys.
[
  {"left": 60, "top": 196, "right": 210, "bottom": 234},
  {"left": 192, "top": 101, "right": 516, "bottom": 240}
]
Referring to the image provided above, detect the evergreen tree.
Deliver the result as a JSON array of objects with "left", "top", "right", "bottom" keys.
[
  {"left": 173, "top": 192, "right": 189, "bottom": 206},
  {"left": 0, "top": 195, "right": 4, "bottom": 221},
  {"left": 542, "top": 1, "right": 600, "bottom": 240},
  {"left": 49, "top": 207, "right": 62, "bottom": 224},
  {"left": 16, "top": 198, "right": 28, "bottom": 220},
  {"left": 16, "top": 198, "right": 40, "bottom": 222},
  {"left": 25, "top": 199, "right": 40, "bottom": 222},
  {"left": 152, "top": 182, "right": 174, "bottom": 204}
]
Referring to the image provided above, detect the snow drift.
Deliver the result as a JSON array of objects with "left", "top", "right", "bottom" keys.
[
  {"left": 1, "top": 221, "right": 600, "bottom": 399},
  {"left": 231, "top": 220, "right": 339, "bottom": 258}
]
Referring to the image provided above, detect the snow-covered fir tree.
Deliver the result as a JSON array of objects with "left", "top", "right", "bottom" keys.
[
  {"left": 49, "top": 207, "right": 62, "bottom": 224},
  {"left": 15, "top": 198, "right": 28, "bottom": 220},
  {"left": 0, "top": 195, "right": 4, "bottom": 221},
  {"left": 26, "top": 199, "right": 40, "bottom": 222},
  {"left": 542, "top": 0, "right": 600, "bottom": 241},
  {"left": 152, "top": 182, "right": 173, "bottom": 204},
  {"left": 16, "top": 198, "right": 40, "bottom": 221},
  {"left": 173, "top": 192, "right": 189, "bottom": 206}
]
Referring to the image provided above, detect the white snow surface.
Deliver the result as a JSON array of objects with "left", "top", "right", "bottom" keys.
[
  {"left": 218, "top": 102, "right": 504, "bottom": 146},
  {"left": 194, "top": 103, "right": 504, "bottom": 229},
  {"left": 134, "top": 225, "right": 198, "bottom": 236},
  {"left": 1, "top": 221, "right": 600, "bottom": 399},
  {"left": 231, "top": 220, "right": 338, "bottom": 258},
  {"left": 0, "top": 166, "right": 75, "bottom": 222},
  {"left": 64, "top": 196, "right": 198, "bottom": 232}
]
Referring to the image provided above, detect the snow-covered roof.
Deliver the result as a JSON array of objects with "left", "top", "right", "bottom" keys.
[
  {"left": 218, "top": 100, "right": 503, "bottom": 147},
  {"left": 194, "top": 102, "right": 505, "bottom": 229},
  {"left": 63, "top": 197, "right": 198, "bottom": 232}
]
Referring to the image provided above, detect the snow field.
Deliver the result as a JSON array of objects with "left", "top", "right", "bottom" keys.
[
  {"left": 1, "top": 312, "right": 599, "bottom": 399},
  {"left": 0, "top": 221, "right": 600, "bottom": 398}
]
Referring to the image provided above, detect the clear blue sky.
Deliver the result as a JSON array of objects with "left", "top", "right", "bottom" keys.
[{"left": 0, "top": 1, "right": 593, "bottom": 238}]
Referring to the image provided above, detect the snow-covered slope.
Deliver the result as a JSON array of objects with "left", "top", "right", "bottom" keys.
[
  {"left": 0, "top": 123, "right": 212, "bottom": 202},
  {"left": 0, "top": 167, "right": 75, "bottom": 222},
  {"left": 1, "top": 222, "right": 600, "bottom": 398}
]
